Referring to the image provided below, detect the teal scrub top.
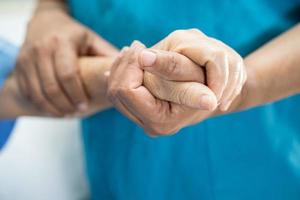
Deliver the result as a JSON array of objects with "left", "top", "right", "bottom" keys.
[{"left": 69, "top": 0, "right": 300, "bottom": 199}]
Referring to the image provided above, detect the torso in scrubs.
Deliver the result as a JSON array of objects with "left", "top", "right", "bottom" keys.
[{"left": 69, "top": 0, "right": 300, "bottom": 199}]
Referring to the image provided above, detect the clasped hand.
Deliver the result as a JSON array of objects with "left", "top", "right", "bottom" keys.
[{"left": 107, "top": 29, "right": 246, "bottom": 136}]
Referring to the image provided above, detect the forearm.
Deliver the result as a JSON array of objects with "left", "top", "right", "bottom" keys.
[
  {"left": 0, "top": 57, "right": 114, "bottom": 119},
  {"left": 231, "top": 24, "right": 300, "bottom": 112},
  {"left": 0, "top": 75, "right": 40, "bottom": 118}
]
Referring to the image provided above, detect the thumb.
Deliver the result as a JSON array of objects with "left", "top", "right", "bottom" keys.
[
  {"left": 139, "top": 49, "right": 205, "bottom": 83},
  {"left": 144, "top": 72, "right": 217, "bottom": 110}
]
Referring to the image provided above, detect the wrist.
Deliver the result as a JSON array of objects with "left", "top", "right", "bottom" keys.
[
  {"left": 78, "top": 57, "right": 115, "bottom": 107},
  {"left": 212, "top": 60, "right": 258, "bottom": 117}
]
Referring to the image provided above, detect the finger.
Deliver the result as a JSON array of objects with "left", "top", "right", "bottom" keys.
[
  {"left": 54, "top": 41, "right": 89, "bottom": 111},
  {"left": 132, "top": 42, "right": 216, "bottom": 111},
  {"left": 219, "top": 60, "right": 243, "bottom": 111},
  {"left": 112, "top": 96, "right": 144, "bottom": 127},
  {"left": 120, "top": 41, "right": 160, "bottom": 119},
  {"left": 143, "top": 72, "right": 217, "bottom": 110},
  {"left": 171, "top": 40, "right": 230, "bottom": 100},
  {"left": 139, "top": 49, "right": 205, "bottom": 83},
  {"left": 220, "top": 63, "right": 246, "bottom": 111},
  {"left": 243, "top": 69, "right": 248, "bottom": 84},
  {"left": 22, "top": 63, "right": 62, "bottom": 116},
  {"left": 119, "top": 86, "right": 167, "bottom": 123},
  {"left": 16, "top": 71, "right": 29, "bottom": 99},
  {"left": 205, "top": 52, "right": 229, "bottom": 101},
  {"left": 108, "top": 44, "right": 157, "bottom": 121},
  {"left": 35, "top": 47, "right": 75, "bottom": 114},
  {"left": 15, "top": 52, "right": 30, "bottom": 99},
  {"left": 109, "top": 42, "right": 144, "bottom": 91}
]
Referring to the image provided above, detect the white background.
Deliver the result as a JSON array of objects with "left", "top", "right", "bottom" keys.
[{"left": 0, "top": 1, "right": 89, "bottom": 199}]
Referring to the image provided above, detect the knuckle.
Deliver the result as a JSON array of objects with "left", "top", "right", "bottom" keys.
[
  {"left": 126, "top": 53, "right": 136, "bottom": 65},
  {"left": 33, "top": 42, "right": 49, "bottom": 57},
  {"left": 170, "top": 29, "right": 185, "bottom": 38},
  {"left": 166, "top": 53, "right": 178, "bottom": 75},
  {"left": 213, "top": 49, "right": 227, "bottom": 60},
  {"left": 49, "top": 33, "right": 64, "bottom": 44},
  {"left": 187, "top": 28, "right": 206, "bottom": 39},
  {"left": 32, "top": 42, "right": 42, "bottom": 52},
  {"left": 188, "top": 28, "right": 202, "bottom": 34}
]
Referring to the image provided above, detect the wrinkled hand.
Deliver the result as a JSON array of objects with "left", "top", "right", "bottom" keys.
[
  {"left": 16, "top": 9, "right": 118, "bottom": 117},
  {"left": 108, "top": 41, "right": 218, "bottom": 136},
  {"left": 108, "top": 29, "right": 247, "bottom": 136},
  {"left": 150, "top": 29, "right": 247, "bottom": 111}
]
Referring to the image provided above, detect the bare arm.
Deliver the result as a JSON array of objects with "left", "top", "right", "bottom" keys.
[
  {"left": 0, "top": 57, "right": 114, "bottom": 119},
  {"left": 229, "top": 24, "right": 300, "bottom": 113}
]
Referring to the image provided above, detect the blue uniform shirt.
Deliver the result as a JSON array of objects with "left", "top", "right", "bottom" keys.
[
  {"left": 0, "top": 38, "right": 18, "bottom": 149},
  {"left": 69, "top": 0, "right": 300, "bottom": 199}
]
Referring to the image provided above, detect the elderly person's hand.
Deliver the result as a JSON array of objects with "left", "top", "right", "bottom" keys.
[
  {"left": 149, "top": 29, "right": 247, "bottom": 111},
  {"left": 107, "top": 41, "right": 215, "bottom": 135},
  {"left": 107, "top": 29, "right": 247, "bottom": 136}
]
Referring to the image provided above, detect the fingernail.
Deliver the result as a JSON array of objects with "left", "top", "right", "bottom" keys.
[
  {"left": 140, "top": 50, "right": 157, "bottom": 67},
  {"left": 77, "top": 102, "right": 88, "bottom": 111},
  {"left": 200, "top": 94, "right": 216, "bottom": 110}
]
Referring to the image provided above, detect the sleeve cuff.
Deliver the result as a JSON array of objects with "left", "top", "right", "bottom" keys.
[{"left": 0, "top": 120, "right": 16, "bottom": 150}]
